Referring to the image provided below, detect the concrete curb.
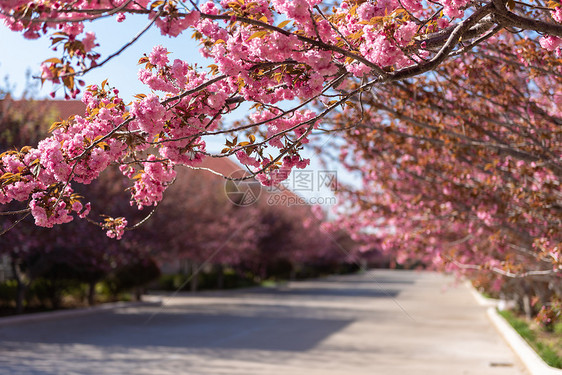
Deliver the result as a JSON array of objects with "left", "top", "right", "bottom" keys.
[
  {"left": 487, "top": 307, "right": 562, "bottom": 375},
  {"left": 0, "top": 298, "right": 162, "bottom": 327}
]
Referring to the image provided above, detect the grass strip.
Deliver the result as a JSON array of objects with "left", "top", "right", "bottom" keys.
[{"left": 498, "top": 309, "right": 562, "bottom": 369}]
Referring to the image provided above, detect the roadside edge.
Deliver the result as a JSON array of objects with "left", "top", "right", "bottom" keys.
[
  {"left": 487, "top": 307, "right": 562, "bottom": 375},
  {"left": 465, "top": 280, "right": 561, "bottom": 375}
]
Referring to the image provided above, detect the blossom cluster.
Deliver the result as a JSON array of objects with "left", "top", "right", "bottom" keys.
[{"left": 330, "top": 35, "right": 561, "bottom": 281}]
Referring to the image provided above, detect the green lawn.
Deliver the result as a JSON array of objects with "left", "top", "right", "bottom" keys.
[{"left": 498, "top": 309, "right": 562, "bottom": 369}]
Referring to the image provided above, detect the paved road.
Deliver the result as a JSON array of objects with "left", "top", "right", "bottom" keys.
[{"left": 0, "top": 270, "right": 528, "bottom": 374}]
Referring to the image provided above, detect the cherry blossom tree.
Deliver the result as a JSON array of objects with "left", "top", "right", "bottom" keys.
[
  {"left": 1, "top": 0, "right": 562, "bottom": 238},
  {"left": 327, "top": 32, "right": 560, "bottom": 308},
  {"left": 0, "top": 93, "right": 155, "bottom": 311}
]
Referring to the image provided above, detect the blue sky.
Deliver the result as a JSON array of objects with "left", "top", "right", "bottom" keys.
[{"left": 0, "top": 14, "right": 209, "bottom": 100}]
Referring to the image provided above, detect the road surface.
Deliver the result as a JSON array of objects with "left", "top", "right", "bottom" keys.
[{"left": 0, "top": 270, "right": 528, "bottom": 374}]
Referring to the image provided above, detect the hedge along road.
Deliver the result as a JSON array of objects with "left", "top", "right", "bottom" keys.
[{"left": 0, "top": 270, "right": 528, "bottom": 375}]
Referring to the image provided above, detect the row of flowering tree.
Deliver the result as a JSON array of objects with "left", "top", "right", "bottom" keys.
[
  {"left": 0, "top": 92, "right": 354, "bottom": 312},
  {"left": 329, "top": 33, "right": 561, "bottom": 317},
  {"left": 0, "top": 0, "right": 560, "bottom": 311}
]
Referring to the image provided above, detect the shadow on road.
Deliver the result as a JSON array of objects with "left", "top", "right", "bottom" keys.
[
  {"left": 245, "top": 287, "right": 400, "bottom": 298},
  {"left": 0, "top": 309, "right": 354, "bottom": 352}
]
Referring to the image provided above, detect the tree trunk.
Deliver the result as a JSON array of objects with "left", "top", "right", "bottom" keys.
[
  {"left": 190, "top": 262, "right": 198, "bottom": 292},
  {"left": 88, "top": 281, "right": 96, "bottom": 306},
  {"left": 289, "top": 267, "right": 296, "bottom": 281},
  {"left": 180, "top": 259, "right": 189, "bottom": 275},
  {"left": 518, "top": 281, "right": 533, "bottom": 320},
  {"left": 11, "top": 260, "right": 26, "bottom": 314},
  {"left": 134, "top": 287, "right": 143, "bottom": 301},
  {"left": 523, "top": 293, "right": 532, "bottom": 320},
  {"left": 259, "top": 264, "right": 267, "bottom": 281},
  {"left": 15, "top": 280, "right": 26, "bottom": 314},
  {"left": 48, "top": 281, "right": 61, "bottom": 310},
  {"left": 360, "top": 259, "right": 368, "bottom": 273},
  {"left": 216, "top": 264, "right": 224, "bottom": 290}
]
